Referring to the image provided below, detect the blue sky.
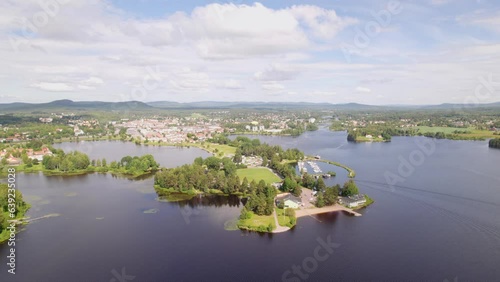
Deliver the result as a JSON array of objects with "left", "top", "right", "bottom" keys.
[{"left": 1, "top": 0, "right": 499, "bottom": 104}]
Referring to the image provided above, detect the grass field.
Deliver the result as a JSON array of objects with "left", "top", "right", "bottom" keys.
[
  {"left": 355, "top": 136, "right": 385, "bottom": 142},
  {"left": 237, "top": 212, "right": 275, "bottom": 232},
  {"left": 417, "top": 126, "right": 496, "bottom": 139},
  {"left": 416, "top": 126, "right": 473, "bottom": 134},
  {"left": 204, "top": 143, "right": 237, "bottom": 157},
  {"left": 236, "top": 168, "right": 281, "bottom": 184},
  {"left": 276, "top": 208, "right": 296, "bottom": 228}
]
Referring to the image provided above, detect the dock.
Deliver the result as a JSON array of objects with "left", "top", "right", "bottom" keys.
[{"left": 295, "top": 204, "right": 362, "bottom": 218}]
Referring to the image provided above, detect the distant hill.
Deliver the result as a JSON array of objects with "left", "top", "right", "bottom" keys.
[
  {"left": 0, "top": 100, "right": 153, "bottom": 112},
  {"left": 146, "top": 101, "right": 384, "bottom": 110},
  {"left": 417, "top": 102, "right": 500, "bottom": 110},
  {"left": 0, "top": 100, "right": 499, "bottom": 112}
]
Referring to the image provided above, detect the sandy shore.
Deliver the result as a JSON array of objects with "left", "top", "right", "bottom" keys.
[{"left": 296, "top": 204, "right": 362, "bottom": 218}]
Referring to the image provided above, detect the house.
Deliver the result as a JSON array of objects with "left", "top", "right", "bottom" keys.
[
  {"left": 7, "top": 156, "right": 21, "bottom": 165},
  {"left": 277, "top": 194, "right": 302, "bottom": 209},
  {"left": 340, "top": 194, "right": 366, "bottom": 208}
]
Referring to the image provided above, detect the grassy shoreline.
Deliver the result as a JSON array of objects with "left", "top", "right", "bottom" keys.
[
  {"left": 4, "top": 164, "right": 155, "bottom": 178},
  {"left": 351, "top": 195, "right": 375, "bottom": 210},
  {"left": 237, "top": 211, "right": 275, "bottom": 233}
]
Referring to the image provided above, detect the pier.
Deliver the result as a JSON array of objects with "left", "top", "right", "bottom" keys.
[{"left": 295, "top": 204, "right": 362, "bottom": 218}]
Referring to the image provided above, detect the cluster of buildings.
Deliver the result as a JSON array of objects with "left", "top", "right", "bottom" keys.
[
  {"left": 118, "top": 118, "right": 224, "bottom": 143},
  {"left": 0, "top": 147, "right": 53, "bottom": 165}
]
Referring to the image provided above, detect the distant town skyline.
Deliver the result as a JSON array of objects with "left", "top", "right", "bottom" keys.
[{"left": 1, "top": 0, "right": 499, "bottom": 105}]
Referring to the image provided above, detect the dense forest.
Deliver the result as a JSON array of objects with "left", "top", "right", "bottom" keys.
[{"left": 154, "top": 156, "right": 277, "bottom": 215}]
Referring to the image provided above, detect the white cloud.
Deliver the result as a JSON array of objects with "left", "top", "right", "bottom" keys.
[
  {"left": 169, "top": 68, "right": 211, "bottom": 92},
  {"left": 261, "top": 82, "right": 285, "bottom": 91},
  {"left": 355, "top": 86, "right": 371, "bottom": 93},
  {"left": 1, "top": 1, "right": 499, "bottom": 104},
  {"left": 30, "top": 82, "right": 74, "bottom": 92},
  {"left": 254, "top": 64, "right": 300, "bottom": 81},
  {"left": 216, "top": 79, "right": 244, "bottom": 89},
  {"left": 457, "top": 11, "right": 500, "bottom": 32}
]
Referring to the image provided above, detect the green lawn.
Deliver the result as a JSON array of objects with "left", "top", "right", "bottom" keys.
[
  {"left": 417, "top": 126, "right": 496, "bottom": 139},
  {"left": 276, "top": 208, "right": 296, "bottom": 228},
  {"left": 206, "top": 144, "right": 237, "bottom": 157},
  {"left": 237, "top": 212, "right": 275, "bottom": 232},
  {"left": 355, "top": 136, "right": 385, "bottom": 142},
  {"left": 417, "top": 126, "right": 473, "bottom": 134},
  {"left": 236, "top": 168, "right": 281, "bottom": 184}
]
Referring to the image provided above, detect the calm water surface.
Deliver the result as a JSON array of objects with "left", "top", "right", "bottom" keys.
[
  {"left": 53, "top": 140, "right": 212, "bottom": 167},
  {"left": 1, "top": 130, "right": 499, "bottom": 281}
]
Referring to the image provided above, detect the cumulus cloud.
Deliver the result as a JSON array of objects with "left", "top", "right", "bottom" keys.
[{"left": 1, "top": 1, "right": 500, "bottom": 104}]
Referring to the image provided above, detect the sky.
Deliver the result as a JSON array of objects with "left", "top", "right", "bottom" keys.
[{"left": 0, "top": 0, "right": 499, "bottom": 105}]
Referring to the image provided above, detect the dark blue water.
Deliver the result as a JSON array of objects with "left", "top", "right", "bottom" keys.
[{"left": 1, "top": 130, "right": 499, "bottom": 281}]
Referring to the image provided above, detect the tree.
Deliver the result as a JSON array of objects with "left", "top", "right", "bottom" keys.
[
  {"left": 233, "top": 151, "right": 242, "bottom": 164},
  {"left": 194, "top": 157, "right": 204, "bottom": 166},
  {"left": 239, "top": 206, "right": 252, "bottom": 220},
  {"left": 292, "top": 185, "right": 302, "bottom": 197},
  {"left": 241, "top": 177, "right": 249, "bottom": 193},
  {"left": 110, "top": 161, "right": 119, "bottom": 169},
  {"left": 316, "top": 177, "right": 326, "bottom": 192},
  {"left": 324, "top": 185, "right": 339, "bottom": 206},
  {"left": 261, "top": 156, "right": 268, "bottom": 167},
  {"left": 316, "top": 192, "right": 325, "bottom": 207},
  {"left": 204, "top": 156, "right": 222, "bottom": 170},
  {"left": 222, "top": 157, "right": 236, "bottom": 176},
  {"left": 341, "top": 180, "right": 359, "bottom": 197},
  {"left": 101, "top": 158, "right": 107, "bottom": 167},
  {"left": 282, "top": 177, "right": 297, "bottom": 192}
]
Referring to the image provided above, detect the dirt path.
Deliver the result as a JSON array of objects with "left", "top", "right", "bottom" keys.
[{"left": 272, "top": 210, "right": 291, "bottom": 233}]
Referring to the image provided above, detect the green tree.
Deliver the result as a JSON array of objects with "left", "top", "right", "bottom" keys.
[
  {"left": 341, "top": 180, "right": 359, "bottom": 197},
  {"left": 233, "top": 151, "right": 242, "bottom": 163},
  {"left": 316, "top": 192, "right": 325, "bottom": 207},
  {"left": 239, "top": 206, "right": 251, "bottom": 220},
  {"left": 316, "top": 177, "right": 326, "bottom": 192}
]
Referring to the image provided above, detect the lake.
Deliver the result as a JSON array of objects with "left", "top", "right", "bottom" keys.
[{"left": 1, "top": 130, "right": 499, "bottom": 281}]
